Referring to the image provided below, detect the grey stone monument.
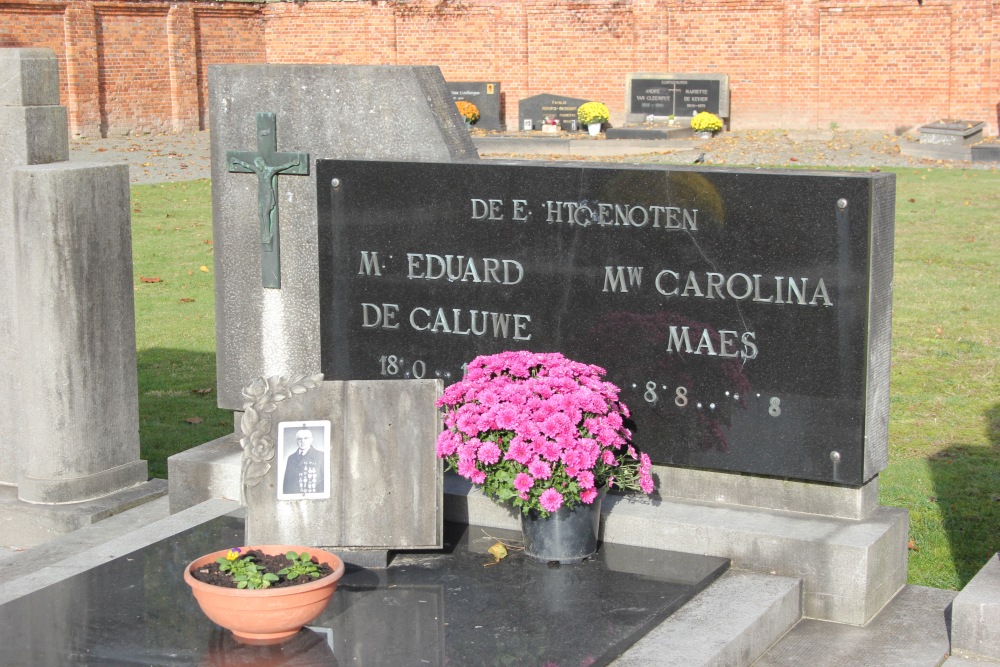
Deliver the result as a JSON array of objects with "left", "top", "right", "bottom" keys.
[
  {"left": 0, "top": 48, "right": 67, "bottom": 487},
  {"left": 239, "top": 375, "right": 443, "bottom": 566},
  {"left": 210, "top": 64, "right": 477, "bottom": 412},
  {"left": 0, "top": 48, "right": 165, "bottom": 548},
  {"left": 168, "top": 63, "right": 475, "bottom": 519}
]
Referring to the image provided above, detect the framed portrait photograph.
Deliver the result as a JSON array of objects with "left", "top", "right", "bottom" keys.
[{"left": 276, "top": 420, "right": 331, "bottom": 500}]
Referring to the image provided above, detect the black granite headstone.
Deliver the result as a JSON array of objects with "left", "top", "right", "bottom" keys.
[
  {"left": 318, "top": 160, "right": 895, "bottom": 486},
  {"left": 519, "top": 93, "right": 588, "bottom": 131},
  {"left": 630, "top": 78, "right": 722, "bottom": 117},
  {"left": 448, "top": 81, "right": 502, "bottom": 130}
]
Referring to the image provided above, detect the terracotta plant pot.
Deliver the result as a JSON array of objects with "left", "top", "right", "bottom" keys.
[{"left": 184, "top": 545, "right": 345, "bottom": 645}]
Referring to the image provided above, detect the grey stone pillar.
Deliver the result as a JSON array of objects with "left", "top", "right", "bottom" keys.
[
  {"left": 11, "top": 162, "right": 148, "bottom": 503},
  {"left": 0, "top": 49, "right": 69, "bottom": 485}
]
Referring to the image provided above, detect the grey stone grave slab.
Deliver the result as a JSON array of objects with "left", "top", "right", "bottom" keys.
[
  {"left": 519, "top": 93, "right": 588, "bottom": 131},
  {"left": 239, "top": 375, "right": 443, "bottom": 563},
  {"left": 605, "top": 125, "right": 694, "bottom": 140},
  {"left": 448, "top": 80, "right": 503, "bottom": 130},
  {"left": 0, "top": 513, "right": 729, "bottom": 665},
  {"left": 625, "top": 73, "right": 730, "bottom": 124},
  {"left": 918, "top": 120, "right": 985, "bottom": 146},
  {"left": 210, "top": 64, "right": 478, "bottom": 412},
  {"left": 317, "top": 159, "right": 895, "bottom": 487},
  {"left": 971, "top": 143, "right": 1000, "bottom": 162},
  {"left": 951, "top": 553, "right": 1000, "bottom": 660}
]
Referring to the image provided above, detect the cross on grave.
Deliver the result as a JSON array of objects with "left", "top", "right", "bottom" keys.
[
  {"left": 227, "top": 112, "right": 309, "bottom": 289},
  {"left": 665, "top": 81, "right": 682, "bottom": 117}
]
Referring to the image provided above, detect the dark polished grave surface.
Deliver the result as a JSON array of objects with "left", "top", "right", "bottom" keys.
[{"left": 0, "top": 516, "right": 728, "bottom": 666}]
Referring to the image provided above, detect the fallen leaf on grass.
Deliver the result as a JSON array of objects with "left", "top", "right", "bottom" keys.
[
  {"left": 185, "top": 417, "right": 204, "bottom": 424},
  {"left": 139, "top": 276, "right": 162, "bottom": 283},
  {"left": 203, "top": 240, "right": 213, "bottom": 245},
  {"left": 907, "top": 540, "right": 918, "bottom": 551},
  {"left": 199, "top": 265, "right": 210, "bottom": 272},
  {"left": 179, "top": 297, "right": 195, "bottom": 303}
]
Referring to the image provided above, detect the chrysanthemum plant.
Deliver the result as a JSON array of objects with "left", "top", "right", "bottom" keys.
[
  {"left": 455, "top": 100, "right": 479, "bottom": 124},
  {"left": 436, "top": 351, "right": 655, "bottom": 517},
  {"left": 691, "top": 111, "right": 723, "bottom": 133},
  {"left": 577, "top": 102, "right": 610, "bottom": 126}
]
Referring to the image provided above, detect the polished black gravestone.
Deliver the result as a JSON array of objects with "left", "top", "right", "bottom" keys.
[
  {"left": 318, "top": 160, "right": 895, "bottom": 486},
  {"left": 448, "top": 81, "right": 503, "bottom": 131},
  {"left": 518, "top": 93, "right": 588, "bottom": 131},
  {"left": 0, "top": 515, "right": 727, "bottom": 666},
  {"left": 625, "top": 74, "right": 729, "bottom": 123}
]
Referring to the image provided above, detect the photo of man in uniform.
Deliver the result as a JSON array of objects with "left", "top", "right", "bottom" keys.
[{"left": 281, "top": 427, "right": 327, "bottom": 497}]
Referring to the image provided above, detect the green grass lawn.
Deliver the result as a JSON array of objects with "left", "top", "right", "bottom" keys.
[
  {"left": 131, "top": 168, "right": 999, "bottom": 590},
  {"left": 131, "top": 181, "right": 232, "bottom": 478}
]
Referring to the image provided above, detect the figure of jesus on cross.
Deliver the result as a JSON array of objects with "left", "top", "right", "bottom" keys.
[
  {"left": 227, "top": 112, "right": 309, "bottom": 289},
  {"left": 228, "top": 154, "right": 303, "bottom": 246}
]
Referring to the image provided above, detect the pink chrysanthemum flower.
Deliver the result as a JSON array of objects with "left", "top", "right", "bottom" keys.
[
  {"left": 514, "top": 473, "right": 534, "bottom": 493},
  {"left": 539, "top": 488, "right": 564, "bottom": 513},
  {"left": 477, "top": 441, "right": 502, "bottom": 465},
  {"left": 528, "top": 458, "right": 552, "bottom": 480}
]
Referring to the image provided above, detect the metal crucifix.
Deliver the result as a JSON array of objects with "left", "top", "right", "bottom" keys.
[{"left": 227, "top": 112, "right": 309, "bottom": 289}]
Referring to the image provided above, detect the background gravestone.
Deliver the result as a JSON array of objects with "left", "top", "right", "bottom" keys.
[
  {"left": 240, "top": 376, "right": 443, "bottom": 558},
  {"left": 211, "top": 64, "right": 478, "bottom": 412},
  {"left": 625, "top": 73, "right": 730, "bottom": 124},
  {"left": 448, "top": 81, "right": 502, "bottom": 131},
  {"left": 518, "top": 93, "right": 588, "bottom": 131}
]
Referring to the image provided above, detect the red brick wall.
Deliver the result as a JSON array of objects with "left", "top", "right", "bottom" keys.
[
  {"left": 263, "top": 2, "right": 396, "bottom": 64},
  {"left": 667, "top": 1, "right": 789, "bottom": 126},
  {"left": 193, "top": 5, "right": 263, "bottom": 128},
  {"left": 2, "top": 0, "right": 998, "bottom": 136},
  {"left": 819, "top": 3, "right": 952, "bottom": 131},
  {"left": 93, "top": 3, "right": 173, "bottom": 135}
]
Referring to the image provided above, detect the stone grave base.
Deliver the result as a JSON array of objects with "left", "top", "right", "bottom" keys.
[
  {"left": 918, "top": 121, "right": 985, "bottom": 146},
  {"left": 900, "top": 141, "right": 973, "bottom": 161},
  {"left": 169, "top": 438, "right": 908, "bottom": 626},
  {"left": 950, "top": 553, "right": 1000, "bottom": 660},
  {"left": 3, "top": 496, "right": 969, "bottom": 666},
  {"left": 0, "top": 511, "right": 735, "bottom": 665},
  {"left": 971, "top": 144, "right": 1000, "bottom": 162},
  {"left": 0, "top": 479, "right": 167, "bottom": 549},
  {"left": 605, "top": 125, "right": 695, "bottom": 140}
]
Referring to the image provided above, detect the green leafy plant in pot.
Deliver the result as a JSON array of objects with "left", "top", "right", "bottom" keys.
[
  {"left": 436, "top": 351, "right": 655, "bottom": 563},
  {"left": 184, "top": 545, "right": 345, "bottom": 644}
]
